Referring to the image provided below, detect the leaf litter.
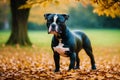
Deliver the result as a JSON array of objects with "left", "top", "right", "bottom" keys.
[{"left": 0, "top": 46, "right": 120, "bottom": 80}]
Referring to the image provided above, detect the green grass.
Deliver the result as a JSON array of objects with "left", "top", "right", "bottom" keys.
[
  {"left": 82, "top": 29, "right": 120, "bottom": 47},
  {"left": 0, "top": 29, "right": 120, "bottom": 47},
  {"left": 0, "top": 30, "right": 11, "bottom": 45},
  {"left": 28, "top": 30, "right": 52, "bottom": 47}
]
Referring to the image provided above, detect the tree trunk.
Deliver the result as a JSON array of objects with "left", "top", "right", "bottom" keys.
[{"left": 6, "top": 0, "right": 32, "bottom": 46}]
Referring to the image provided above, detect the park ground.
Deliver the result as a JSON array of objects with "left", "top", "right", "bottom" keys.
[{"left": 0, "top": 29, "right": 120, "bottom": 79}]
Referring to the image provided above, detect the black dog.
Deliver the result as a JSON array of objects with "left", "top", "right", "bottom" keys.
[{"left": 44, "top": 13, "right": 96, "bottom": 72}]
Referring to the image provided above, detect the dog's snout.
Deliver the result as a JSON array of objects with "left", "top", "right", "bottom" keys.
[
  {"left": 51, "top": 24, "right": 56, "bottom": 28},
  {"left": 48, "top": 23, "right": 58, "bottom": 33}
]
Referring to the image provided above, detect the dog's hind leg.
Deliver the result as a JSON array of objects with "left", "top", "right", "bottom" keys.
[{"left": 83, "top": 37, "right": 96, "bottom": 70}]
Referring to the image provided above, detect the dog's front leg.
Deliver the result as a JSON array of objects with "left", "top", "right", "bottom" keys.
[
  {"left": 69, "top": 52, "right": 76, "bottom": 70},
  {"left": 53, "top": 52, "right": 60, "bottom": 72}
]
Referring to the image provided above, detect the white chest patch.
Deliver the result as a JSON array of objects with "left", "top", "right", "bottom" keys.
[{"left": 53, "top": 39, "right": 70, "bottom": 57}]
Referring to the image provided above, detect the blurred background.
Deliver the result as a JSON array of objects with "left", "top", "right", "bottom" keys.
[{"left": 0, "top": 0, "right": 120, "bottom": 31}]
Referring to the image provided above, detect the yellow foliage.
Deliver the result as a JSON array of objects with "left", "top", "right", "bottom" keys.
[
  {"left": 25, "top": 0, "right": 120, "bottom": 23},
  {"left": 90, "top": 0, "right": 120, "bottom": 18}
]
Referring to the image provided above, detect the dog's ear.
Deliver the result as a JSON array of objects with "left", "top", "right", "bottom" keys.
[
  {"left": 44, "top": 13, "right": 51, "bottom": 20},
  {"left": 62, "top": 14, "right": 69, "bottom": 20}
]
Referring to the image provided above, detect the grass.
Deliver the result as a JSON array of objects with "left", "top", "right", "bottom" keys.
[
  {"left": 0, "top": 29, "right": 120, "bottom": 47},
  {"left": 28, "top": 30, "right": 52, "bottom": 47},
  {"left": 83, "top": 29, "right": 120, "bottom": 47},
  {"left": 0, "top": 29, "right": 120, "bottom": 55},
  {"left": 0, "top": 29, "right": 120, "bottom": 56}
]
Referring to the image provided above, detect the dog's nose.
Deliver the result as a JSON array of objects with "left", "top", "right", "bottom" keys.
[{"left": 51, "top": 24, "right": 56, "bottom": 28}]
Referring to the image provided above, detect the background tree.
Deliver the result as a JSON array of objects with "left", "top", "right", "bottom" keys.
[
  {"left": 90, "top": 0, "right": 120, "bottom": 18},
  {"left": 6, "top": 0, "right": 32, "bottom": 46},
  {"left": 24, "top": 0, "right": 120, "bottom": 18}
]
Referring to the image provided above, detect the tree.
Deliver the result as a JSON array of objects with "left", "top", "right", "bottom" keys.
[
  {"left": 90, "top": 0, "right": 120, "bottom": 18},
  {"left": 6, "top": 0, "right": 32, "bottom": 46},
  {"left": 24, "top": 0, "right": 120, "bottom": 18}
]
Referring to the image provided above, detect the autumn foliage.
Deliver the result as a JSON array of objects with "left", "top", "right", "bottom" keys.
[
  {"left": 0, "top": 45, "right": 120, "bottom": 79},
  {"left": 90, "top": 0, "right": 120, "bottom": 18},
  {"left": 20, "top": 0, "right": 120, "bottom": 18}
]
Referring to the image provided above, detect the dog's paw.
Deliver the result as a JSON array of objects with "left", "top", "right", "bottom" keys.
[
  {"left": 92, "top": 64, "right": 96, "bottom": 70},
  {"left": 74, "top": 66, "right": 80, "bottom": 69},
  {"left": 54, "top": 69, "right": 60, "bottom": 72}
]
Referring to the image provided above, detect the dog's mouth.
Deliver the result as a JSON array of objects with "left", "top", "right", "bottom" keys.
[
  {"left": 48, "top": 28, "right": 62, "bottom": 35},
  {"left": 48, "top": 31, "right": 58, "bottom": 35}
]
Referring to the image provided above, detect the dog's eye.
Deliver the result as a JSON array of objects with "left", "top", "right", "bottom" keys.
[
  {"left": 57, "top": 18, "right": 64, "bottom": 23},
  {"left": 57, "top": 21, "right": 64, "bottom": 24}
]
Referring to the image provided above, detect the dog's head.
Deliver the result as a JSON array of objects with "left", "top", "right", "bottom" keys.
[{"left": 44, "top": 13, "right": 69, "bottom": 35}]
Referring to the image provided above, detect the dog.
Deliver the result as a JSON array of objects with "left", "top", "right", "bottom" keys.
[{"left": 44, "top": 13, "right": 96, "bottom": 72}]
